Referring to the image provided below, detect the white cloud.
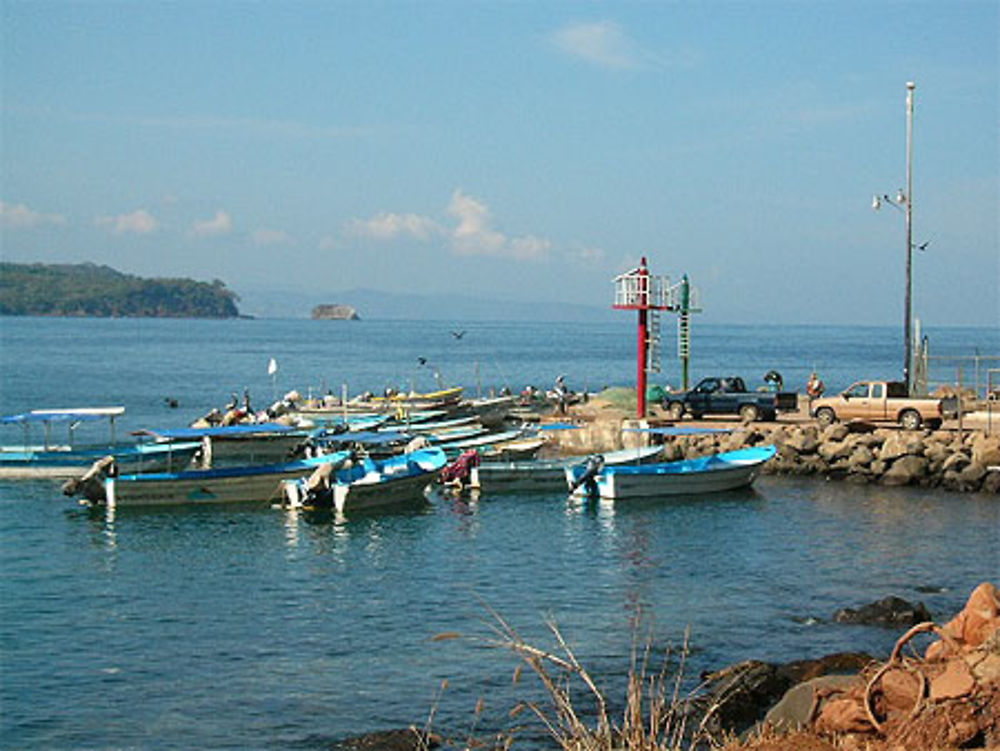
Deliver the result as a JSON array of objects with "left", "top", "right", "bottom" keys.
[
  {"left": 341, "top": 191, "right": 552, "bottom": 261},
  {"left": 567, "top": 245, "right": 607, "bottom": 263},
  {"left": 447, "top": 190, "right": 550, "bottom": 260},
  {"left": 551, "top": 21, "right": 642, "bottom": 70},
  {"left": 192, "top": 210, "right": 233, "bottom": 237},
  {"left": 344, "top": 212, "right": 441, "bottom": 241},
  {"left": 95, "top": 208, "right": 158, "bottom": 235},
  {"left": 0, "top": 200, "right": 67, "bottom": 229},
  {"left": 252, "top": 228, "right": 292, "bottom": 246}
]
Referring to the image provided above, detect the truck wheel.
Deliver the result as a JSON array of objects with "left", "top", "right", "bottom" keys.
[
  {"left": 899, "top": 409, "right": 922, "bottom": 430},
  {"left": 667, "top": 402, "right": 686, "bottom": 420},
  {"left": 739, "top": 404, "right": 760, "bottom": 422},
  {"left": 815, "top": 407, "right": 836, "bottom": 427}
]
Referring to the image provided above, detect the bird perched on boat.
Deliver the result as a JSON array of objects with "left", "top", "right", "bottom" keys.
[{"left": 451, "top": 330, "right": 465, "bottom": 339}]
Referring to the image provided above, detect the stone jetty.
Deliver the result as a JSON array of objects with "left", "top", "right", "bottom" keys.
[{"left": 546, "top": 396, "right": 1000, "bottom": 494}]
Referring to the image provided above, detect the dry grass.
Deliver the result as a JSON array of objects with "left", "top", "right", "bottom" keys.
[
  {"left": 588, "top": 387, "right": 638, "bottom": 415},
  {"left": 427, "top": 606, "right": 724, "bottom": 751}
]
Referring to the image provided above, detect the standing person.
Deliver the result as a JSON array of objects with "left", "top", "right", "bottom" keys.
[
  {"left": 554, "top": 374, "right": 569, "bottom": 415},
  {"left": 806, "top": 372, "right": 825, "bottom": 401}
]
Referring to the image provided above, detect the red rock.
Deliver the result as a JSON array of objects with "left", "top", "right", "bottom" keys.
[
  {"left": 814, "top": 697, "right": 873, "bottom": 735},
  {"left": 926, "top": 582, "right": 1000, "bottom": 660},
  {"left": 881, "top": 667, "right": 921, "bottom": 712},
  {"left": 929, "top": 659, "right": 976, "bottom": 700}
]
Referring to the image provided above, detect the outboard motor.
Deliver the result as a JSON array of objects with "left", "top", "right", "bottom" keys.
[{"left": 570, "top": 454, "right": 605, "bottom": 497}]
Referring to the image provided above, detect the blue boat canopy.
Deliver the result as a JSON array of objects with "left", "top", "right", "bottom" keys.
[
  {"left": 133, "top": 422, "right": 298, "bottom": 439},
  {"left": 538, "top": 422, "right": 581, "bottom": 431},
  {"left": 1, "top": 407, "right": 125, "bottom": 425},
  {"left": 317, "top": 430, "right": 411, "bottom": 445}
]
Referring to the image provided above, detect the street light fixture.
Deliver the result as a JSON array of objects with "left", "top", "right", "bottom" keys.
[{"left": 872, "top": 81, "right": 916, "bottom": 394}]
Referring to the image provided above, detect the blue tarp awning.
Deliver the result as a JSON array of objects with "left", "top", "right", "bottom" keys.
[
  {"left": 317, "top": 430, "right": 410, "bottom": 445},
  {"left": 1, "top": 407, "right": 125, "bottom": 425},
  {"left": 133, "top": 422, "right": 298, "bottom": 439}
]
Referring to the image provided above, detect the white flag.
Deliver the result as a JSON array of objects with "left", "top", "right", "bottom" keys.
[{"left": 267, "top": 357, "right": 278, "bottom": 376}]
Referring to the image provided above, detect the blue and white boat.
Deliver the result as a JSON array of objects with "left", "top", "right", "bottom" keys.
[
  {"left": 70, "top": 450, "right": 354, "bottom": 508},
  {"left": 468, "top": 444, "right": 665, "bottom": 493},
  {"left": 0, "top": 407, "right": 200, "bottom": 479},
  {"left": 565, "top": 445, "right": 777, "bottom": 500},
  {"left": 281, "top": 447, "right": 447, "bottom": 514}
]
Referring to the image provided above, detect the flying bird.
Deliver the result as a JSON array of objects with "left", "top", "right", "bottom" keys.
[
  {"left": 451, "top": 330, "right": 466, "bottom": 339},
  {"left": 417, "top": 357, "right": 427, "bottom": 365}
]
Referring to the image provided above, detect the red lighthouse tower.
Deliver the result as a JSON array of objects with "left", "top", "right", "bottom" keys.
[{"left": 613, "top": 257, "right": 676, "bottom": 419}]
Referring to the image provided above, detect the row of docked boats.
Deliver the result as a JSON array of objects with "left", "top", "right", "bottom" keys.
[{"left": 3, "top": 393, "right": 777, "bottom": 513}]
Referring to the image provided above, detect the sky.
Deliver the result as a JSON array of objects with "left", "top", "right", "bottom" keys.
[{"left": 1, "top": 1, "right": 997, "bottom": 326}]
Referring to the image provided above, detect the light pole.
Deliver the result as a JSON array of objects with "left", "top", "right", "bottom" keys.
[{"left": 873, "top": 81, "right": 916, "bottom": 393}]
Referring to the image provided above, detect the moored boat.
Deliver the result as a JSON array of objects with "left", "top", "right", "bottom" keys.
[
  {"left": 1, "top": 408, "right": 201, "bottom": 479},
  {"left": 281, "top": 447, "right": 447, "bottom": 514},
  {"left": 67, "top": 450, "right": 353, "bottom": 507},
  {"left": 565, "top": 445, "right": 777, "bottom": 501},
  {"left": 468, "top": 444, "right": 665, "bottom": 493}
]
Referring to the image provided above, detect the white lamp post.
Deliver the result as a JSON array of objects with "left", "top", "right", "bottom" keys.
[{"left": 873, "top": 81, "right": 916, "bottom": 394}]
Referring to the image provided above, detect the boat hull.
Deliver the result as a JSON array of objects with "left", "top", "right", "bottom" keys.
[
  {"left": 332, "top": 470, "right": 436, "bottom": 514},
  {"left": 566, "top": 446, "right": 776, "bottom": 500},
  {"left": 88, "top": 452, "right": 352, "bottom": 507},
  {"left": 471, "top": 444, "right": 663, "bottom": 493},
  {"left": 282, "top": 448, "right": 447, "bottom": 514}
]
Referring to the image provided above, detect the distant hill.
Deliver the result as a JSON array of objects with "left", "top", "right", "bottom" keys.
[{"left": 0, "top": 263, "right": 241, "bottom": 318}]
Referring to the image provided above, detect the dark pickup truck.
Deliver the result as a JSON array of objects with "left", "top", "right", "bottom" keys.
[{"left": 662, "top": 376, "right": 798, "bottom": 422}]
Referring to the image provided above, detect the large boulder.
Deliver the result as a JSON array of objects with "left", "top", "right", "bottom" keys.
[
  {"left": 881, "top": 454, "right": 928, "bottom": 486},
  {"left": 331, "top": 729, "right": 439, "bottom": 751},
  {"left": 817, "top": 438, "right": 852, "bottom": 463},
  {"left": 784, "top": 427, "right": 821, "bottom": 454},
  {"left": 833, "top": 596, "right": 932, "bottom": 627},
  {"left": 971, "top": 434, "right": 1000, "bottom": 467},
  {"left": 879, "top": 432, "right": 925, "bottom": 462},
  {"left": 847, "top": 445, "right": 875, "bottom": 470}
]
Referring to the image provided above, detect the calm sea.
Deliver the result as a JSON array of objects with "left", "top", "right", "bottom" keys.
[{"left": 1, "top": 317, "right": 998, "bottom": 749}]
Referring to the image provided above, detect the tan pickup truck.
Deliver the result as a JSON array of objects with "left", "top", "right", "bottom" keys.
[{"left": 810, "top": 380, "right": 943, "bottom": 430}]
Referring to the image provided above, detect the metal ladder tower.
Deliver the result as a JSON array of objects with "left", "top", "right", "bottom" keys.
[
  {"left": 647, "top": 307, "right": 662, "bottom": 375},
  {"left": 613, "top": 257, "right": 675, "bottom": 418}
]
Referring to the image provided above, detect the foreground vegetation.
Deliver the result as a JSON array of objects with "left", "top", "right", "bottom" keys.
[{"left": 0, "top": 262, "right": 241, "bottom": 318}]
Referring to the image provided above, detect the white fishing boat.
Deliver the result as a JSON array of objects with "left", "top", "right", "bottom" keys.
[
  {"left": 1, "top": 408, "right": 201, "bottom": 479},
  {"left": 565, "top": 445, "right": 777, "bottom": 501},
  {"left": 281, "top": 447, "right": 447, "bottom": 514},
  {"left": 68, "top": 450, "right": 353, "bottom": 508},
  {"left": 468, "top": 444, "right": 664, "bottom": 493}
]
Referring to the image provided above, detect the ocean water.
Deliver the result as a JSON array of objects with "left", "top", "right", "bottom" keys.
[{"left": 1, "top": 317, "right": 998, "bottom": 749}]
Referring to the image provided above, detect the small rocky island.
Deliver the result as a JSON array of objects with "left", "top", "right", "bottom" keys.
[{"left": 311, "top": 304, "right": 359, "bottom": 320}]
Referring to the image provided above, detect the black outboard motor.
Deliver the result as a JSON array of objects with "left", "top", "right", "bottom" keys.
[{"left": 570, "top": 454, "right": 605, "bottom": 497}]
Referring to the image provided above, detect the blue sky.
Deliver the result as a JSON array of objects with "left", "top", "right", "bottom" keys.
[{"left": 2, "top": 1, "right": 997, "bottom": 325}]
